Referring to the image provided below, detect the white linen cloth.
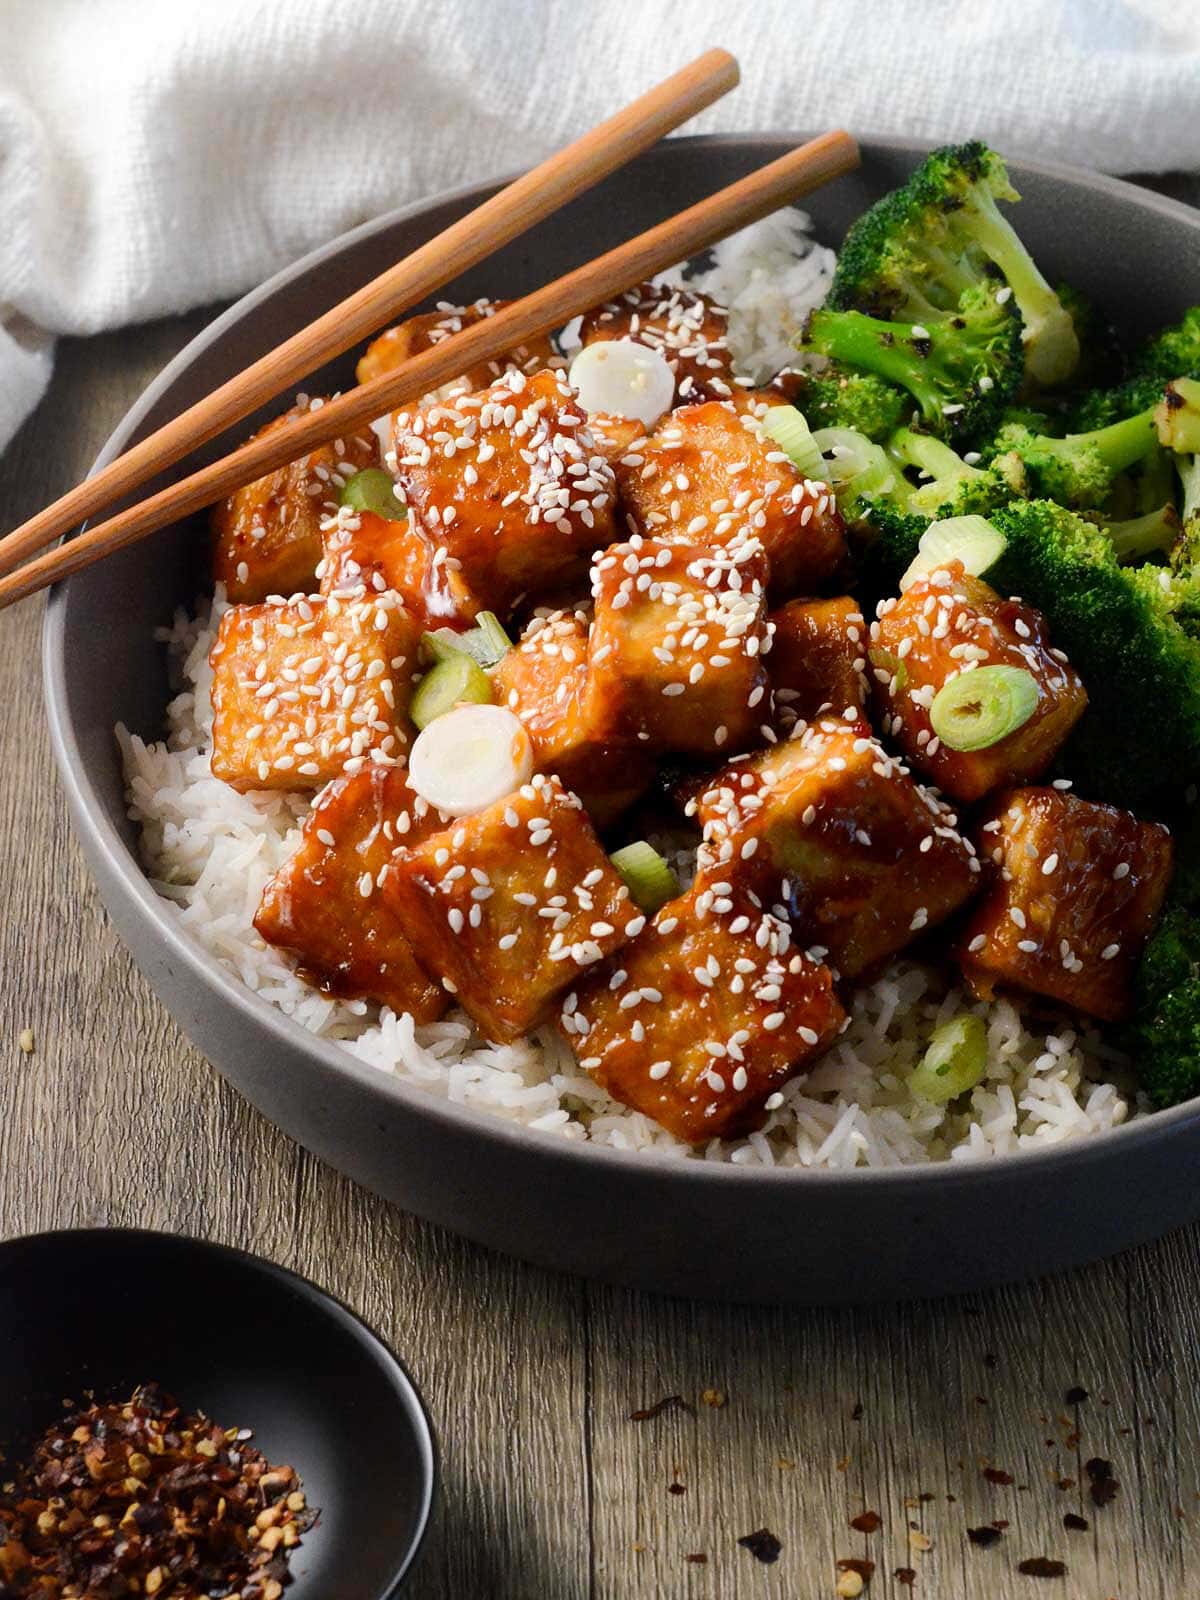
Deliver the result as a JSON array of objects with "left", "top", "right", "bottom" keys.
[{"left": 1, "top": 0, "right": 1198, "bottom": 452}]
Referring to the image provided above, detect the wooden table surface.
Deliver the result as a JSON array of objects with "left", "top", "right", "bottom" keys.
[{"left": 3, "top": 176, "right": 1200, "bottom": 1600}]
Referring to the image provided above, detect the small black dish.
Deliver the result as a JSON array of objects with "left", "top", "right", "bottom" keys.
[{"left": 0, "top": 1229, "right": 436, "bottom": 1596}]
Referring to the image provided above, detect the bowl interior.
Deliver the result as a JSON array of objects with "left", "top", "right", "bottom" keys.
[
  {"left": 41, "top": 135, "right": 1200, "bottom": 1210},
  {"left": 0, "top": 1232, "right": 434, "bottom": 1597}
]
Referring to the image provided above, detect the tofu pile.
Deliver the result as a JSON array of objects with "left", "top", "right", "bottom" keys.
[{"left": 207, "top": 285, "right": 1174, "bottom": 1145}]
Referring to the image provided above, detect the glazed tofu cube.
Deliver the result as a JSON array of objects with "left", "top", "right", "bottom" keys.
[
  {"left": 254, "top": 766, "right": 448, "bottom": 1020},
  {"left": 357, "top": 298, "right": 561, "bottom": 395},
  {"left": 578, "top": 281, "right": 733, "bottom": 404},
  {"left": 584, "top": 536, "right": 772, "bottom": 757},
  {"left": 385, "top": 774, "right": 640, "bottom": 1042},
  {"left": 956, "top": 786, "right": 1173, "bottom": 1022},
  {"left": 870, "top": 565, "right": 1088, "bottom": 803},
  {"left": 212, "top": 402, "right": 377, "bottom": 602},
  {"left": 770, "top": 597, "right": 870, "bottom": 732},
  {"left": 320, "top": 507, "right": 481, "bottom": 626},
  {"left": 561, "top": 889, "right": 845, "bottom": 1143},
  {"left": 492, "top": 609, "right": 652, "bottom": 826},
  {"left": 209, "top": 592, "right": 420, "bottom": 791},
  {"left": 692, "top": 718, "right": 979, "bottom": 978},
  {"left": 393, "top": 369, "right": 618, "bottom": 617},
  {"left": 612, "top": 401, "right": 845, "bottom": 595}
]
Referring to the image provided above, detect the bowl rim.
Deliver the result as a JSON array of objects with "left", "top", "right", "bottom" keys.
[
  {"left": 42, "top": 131, "right": 1200, "bottom": 1193},
  {"left": 0, "top": 1226, "right": 437, "bottom": 1597}
]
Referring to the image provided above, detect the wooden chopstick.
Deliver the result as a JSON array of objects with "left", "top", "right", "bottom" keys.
[
  {"left": 0, "top": 48, "right": 739, "bottom": 580},
  {"left": 0, "top": 130, "right": 859, "bottom": 611}
]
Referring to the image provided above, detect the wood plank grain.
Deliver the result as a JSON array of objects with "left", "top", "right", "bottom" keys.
[
  {"left": 0, "top": 317, "right": 591, "bottom": 1600},
  {"left": 2, "top": 178, "right": 1200, "bottom": 1600}
]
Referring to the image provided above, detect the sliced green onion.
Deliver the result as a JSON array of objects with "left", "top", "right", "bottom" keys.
[
  {"left": 901, "top": 515, "right": 1008, "bottom": 591},
  {"left": 474, "top": 610, "right": 513, "bottom": 663},
  {"left": 422, "top": 611, "right": 512, "bottom": 671},
  {"left": 410, "top": 653, "right": 492, "bottom": 730},
  {"left": 339, "top": 467, "right": 407, "bottom": 520},
  {"left": 762, "top": 405, "right": 827, "bottom": 482},
  {"left": 929, "top": 665, "right": 1039, "bottom": 752},
  {"left": 609, "top": 842, "right": 679, "bottom": 915},
  {"left": 811, "top": 426, "right": 897, "bottom": 517},
  {"left": 909, "top": 1014, "right": 988, "bottom": 1103}
]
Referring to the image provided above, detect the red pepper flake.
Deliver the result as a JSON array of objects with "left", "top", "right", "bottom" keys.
[
  {"left": 667, "top": 1482, "right": 686, "bottom": 1496},
  {"left": 837, "top": 1556, "right": 876, "bottom": 1582},
  {"left": 629, "top": 1394, "right": 695, "bottom": 1422},
  {"left": 1017, "top": 1556, "right": 1068, "bottom": 1578},
  {"left": 967, "top": 1526, "right": 1003, "bottom": 1547},
  {"left": 850, "top": 1400, "right": 864, "bottom": 1421},
  {"left": 737, "top": 1527, "right": 782, "bottom": 1564},
  {"left": 983, "top": 1467, "right": 1015, "bottom": 1486},
  {"left": 850, "top": 1510, "right": 881, "bottom": 1534},
  {"left": 894, "top": 1566, "right": 916, "bottom": 1587},
  {"left": 0, "top": 1383, "right": 315, "bottom": 1600},
  {"left": 1065, "top": 1385, "right": 1089, "bottom": 1405},
  {"left": 686, "top": 1553, "right": 708, "bottom": 1565},
  {"left": 1063, "top": 1513, "right": 1090, "bottom": 1532},
  {"left": 1085, "top": 1457, "right": 1120, "bottom": 1507}
]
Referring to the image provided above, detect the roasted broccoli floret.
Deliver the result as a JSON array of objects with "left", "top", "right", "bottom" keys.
[
  {"left": 989, "top": 402, "right": 1162, "bottom": 509},
  {"left": 982, "top": 500, "right": 1200, "bottom": 805},
  {"left": 1128, "top": 904, "right": 1200, "bottom": 1109},
  {"left": 782, "top": 362, "right": 910, "bottom": 441},
  {"left": 829, "top": 141, "right": 1079, "bottom": 387},
  {"left": 886, "top": 427, "right": 1027, "bottom": 518},
  {"left": 1070, "top": 309, "right": 1200, "bottom": 430},
  {"left": 803, "top": 283, "right": 1023, "bottom": 442}
]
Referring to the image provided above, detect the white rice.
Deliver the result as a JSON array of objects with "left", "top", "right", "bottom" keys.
[{"left": 116, "top": 216, "right": 1140, "bottom": 1167}]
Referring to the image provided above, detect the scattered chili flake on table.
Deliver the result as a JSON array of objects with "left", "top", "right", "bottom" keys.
[
  {"left": 685, "top": 1553, "right": 708, "bottom": 1565},
  {"left": 893, "top": 1566, "right": 916, "bottom": 1588},
  {"left": 849, "top": 1510, "right": 881, "bottom": 1534},
  {"left": 1065, "top": 1385, "right": 1089, "bottom": 1406},
  {"left": 983, "top": 1466, "right": 1015, "bottom": 1486},
  {"left": 629, "top": 1394, "right": 694, "bottom": 1422},
  {"left": 836, "top": 1555, "right": 875, "bottom": 1586},
  {"left": 1085, "top": 1456, "right": 1120, "bottom": 1507},
  {"left": 0, "top": 1383, "right": 316, "bottom": 1599},
  {"left": 967, "top": 1525, "right": 1004, "bottom": 1547},
  {"left": 737, "top": 1527, "right": 782, "bottom": 1564},
  {"left": 1063, "top": 1512, "right": 1090, "bottom": 1532},
  {"left": 1017, "top": 1556, "right": 1068, "bottom": 1578}
]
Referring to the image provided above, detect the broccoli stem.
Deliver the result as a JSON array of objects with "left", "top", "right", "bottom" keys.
[
  {"left": 1178, "top": 454, "right": 1200, "bottom": 525},
  {"left": 1051, "top": 409, "right": 1161, "bottom": 476},
  {"left": 960, "top": 193, "right": 1079, "bottom": 385},
  {"left": 806, "top": 311, "right": 947, "bottom": 428},
  {"left": 1096, "top": 503, "right": 1181, "bottom": 563},
  {"left": 1157, "top": 378, "right": 1200, "bottom": 454},
  {"left": 887, "top": 428, "right": 971, "bottom": 482}
]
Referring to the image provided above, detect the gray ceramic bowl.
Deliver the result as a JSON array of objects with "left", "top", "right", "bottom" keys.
[{"left": 43, "top": 136, "right": 1200, "bottom": 1305}]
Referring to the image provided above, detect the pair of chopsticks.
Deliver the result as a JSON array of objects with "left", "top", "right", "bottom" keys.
[{"left": 0, "top": 50, "right": 859, "bottom": 610}]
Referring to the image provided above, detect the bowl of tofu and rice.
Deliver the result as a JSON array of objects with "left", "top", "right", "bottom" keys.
[{"left": 42, "top": 135, "right": 1200, "bottom": 1304}]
